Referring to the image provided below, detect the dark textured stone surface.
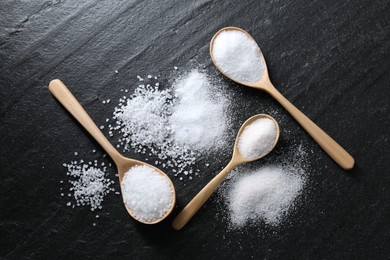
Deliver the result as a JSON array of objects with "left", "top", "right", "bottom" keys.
[{"left": 1, "top": 0, "right": 389, "bottom": 259}]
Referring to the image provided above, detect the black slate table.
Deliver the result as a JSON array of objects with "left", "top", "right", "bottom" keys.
[{"left": 1, "top": 0, "right": 389, "bottom": 259}]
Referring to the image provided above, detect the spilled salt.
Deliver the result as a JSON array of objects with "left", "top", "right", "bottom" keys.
[
  {"left": 238, "top": 118, "right": 277, "bottom": 160},
  {"left": 121, "top": 165, "right": 173, "bottom": 222},
  {"left": 111, "top": 70, "right": 230, "bottom": 178},
  {"left": 212, "top": 29, "right": 265, "bottom": 83},
  {"left": 227, "top": 165, "right": 304, "bottom": 227},
  {"left": 170, "top": 70, "right": 229, "bottom": 150},
  {"left": 63, "top": 161, "right": 115, "bottom": 211},
  {"left": 219, "top": 143, "right": 309, "bottom": 228}
]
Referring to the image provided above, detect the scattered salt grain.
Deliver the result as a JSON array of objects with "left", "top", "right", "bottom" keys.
[
  {"left": 115, "top": 70, "right": 119, "bottom": 74},
  {"left": 64, "top": 162, "right": 114, "bottom": 211},
  {"left": 121, "top": 165, "right": 173, "bottom": 222},
  {"left": 174, "top": 66, "right": 178, "bottom": 70},
  {"left": 74, "top": 152, "right": 78, "bottom": 156},
  {"left": 212, "top": 29, "right": 265, "bottom": 83},
  {"left": 238, "top": 118, "right": 277, "bottom": 160}
]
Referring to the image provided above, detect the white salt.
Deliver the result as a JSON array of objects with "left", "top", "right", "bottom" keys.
[
  {"left": 121, "top": 165, "right": 174, "bottom": 222},
  {"left": 64, "top": 162, "right": 114, "bottom": 211},
  {"left": 227, "top": 165, "right": 304, "bottom": 227},
  {"left": 112, "top": 70, "right": 230, "bottom": 177},
  {"left": 170, "top": 70, "right": 229, "bottom": 151},
  {"left": 238, "top": 118, "right": 276, "bottom": 160},
  {"left": 212, "top": 30, "right": 265, "bottom": 83}
]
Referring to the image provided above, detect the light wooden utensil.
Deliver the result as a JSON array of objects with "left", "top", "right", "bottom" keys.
[
  {"left": 49, "top": 79, "right": 176, "bottom": 224},
  {"left": 210, "top": 27, "right": 354, "bottom": 170},
  {"left": 172, "top": 114, "right": 279, "bottom": 230}
]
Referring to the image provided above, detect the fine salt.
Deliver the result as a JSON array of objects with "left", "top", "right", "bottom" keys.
[
  {"left": 238, "top": 118, "right": 276, "bottom": 160},
  {"left": 212, "top": 29, "right": 265, "bottom": 83},
  {"left": 170, "top": 71, "right": 229, "bottom": 150},
  {"left": 121, "top": 165, "right": 174, "bottom": 222},
  {"left": 226, "top": 165, "right": 304, "bottom": 227}
]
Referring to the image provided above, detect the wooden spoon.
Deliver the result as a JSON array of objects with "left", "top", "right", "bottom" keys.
[
  {"left": 210, "top": 27, "right": 354, "bottom": 170},
  {"left": 172, "top": 114, "right": 279, "bottom": 230},
  {"left": 49, "top": 79, "right": 175, "bottom": 224}
]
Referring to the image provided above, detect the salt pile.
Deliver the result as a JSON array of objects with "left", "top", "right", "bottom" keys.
[
  {"left": 238, "top": 118, "right": 277, "bottom": 160},
  {"left": 170, "top": 71, "right": 229, "bottom": 150},
  {"left": 212, "top": 29, "right": 265, "bottom": 83},
  {"left": 227, "top": 166, "right": 304, "bottom": 227},
  {"left": 111, "top": 69, "right": 230, "bottom": 178},
  {"left": 219, "top": 143, "right": 308, "bottom": 228},
  {"left": 121, "top": 165, "right": 174, "bottom": 223},
  {"left": 63, "top": 161, "right": 115, "bottom": 211}
]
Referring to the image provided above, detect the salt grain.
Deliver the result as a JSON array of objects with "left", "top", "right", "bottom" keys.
[
  {"left": 212, "top": 29, "right": 265, "bottom": 83},
  {"left": 238, "top": 118, "right": 276, "bottom": 160},
  {"left": 170, "top": 70, "right": 229, "bottom": 151},
  {"left": 121, "top": 165, "right": 173, "bottom": 222},
  {"left": 64, "top": 162, "right": 114, "bottom": 211},
  {"left": 227, "top": 165, "right": 304, "bottom": 227},
  {"left": 112, "top": 70, "right": 230, "bottom": 177}
]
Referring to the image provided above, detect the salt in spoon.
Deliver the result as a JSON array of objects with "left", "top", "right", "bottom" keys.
[
  {"left": 172, "top": 114, "right": 279, "bottom": 230},
  {"left": 210, "top": 26, "right": 354, "bottom": 170},
  {"left": 49, "top": 79, "right": 176, "bottom": 224}
]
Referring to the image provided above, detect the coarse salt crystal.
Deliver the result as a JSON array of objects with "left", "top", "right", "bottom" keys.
[
  {"left": 112, "top": 70, "right": 231, "bottom": 178},
  {"left": 64, "top": 162, "right": 114, "bottom": 211},
  {"left": 121, "top": 165, "right": 173, "bottom": 222}
]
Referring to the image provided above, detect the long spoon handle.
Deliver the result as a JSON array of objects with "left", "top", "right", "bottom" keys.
[
  {"left": 49, "top": 79, "right": 123, "bottom": 164},
  {"left": 265, "top": 83, "right": 354, "bottom": 170},
  {"left": 172, "top": 161, "right": 236, "bottom": 230}
]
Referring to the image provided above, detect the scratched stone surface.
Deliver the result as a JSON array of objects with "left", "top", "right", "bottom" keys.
[{"left": 1, "top": 0, "right": 389, "bottom": 259}]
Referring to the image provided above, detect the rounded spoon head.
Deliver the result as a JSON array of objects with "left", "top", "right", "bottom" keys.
[
  {"left": 210, "top": 26, "right": 271, "bottom": 90},
  {"left": 116, "top": 157, "right": 176, "bottom": 224},
  {"left": 231, "top": 114, "right": 280, "bottom": 165}
]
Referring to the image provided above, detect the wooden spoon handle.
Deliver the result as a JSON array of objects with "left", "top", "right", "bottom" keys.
[
  {"left": 266, "top": 84, "right": 354, "bottom": 170},
  {"left": 172, "top": 162, "right": 235, "bottom": 230},
  {"left": 48, "top": 79, "right": 122, "bottom": 164}
]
